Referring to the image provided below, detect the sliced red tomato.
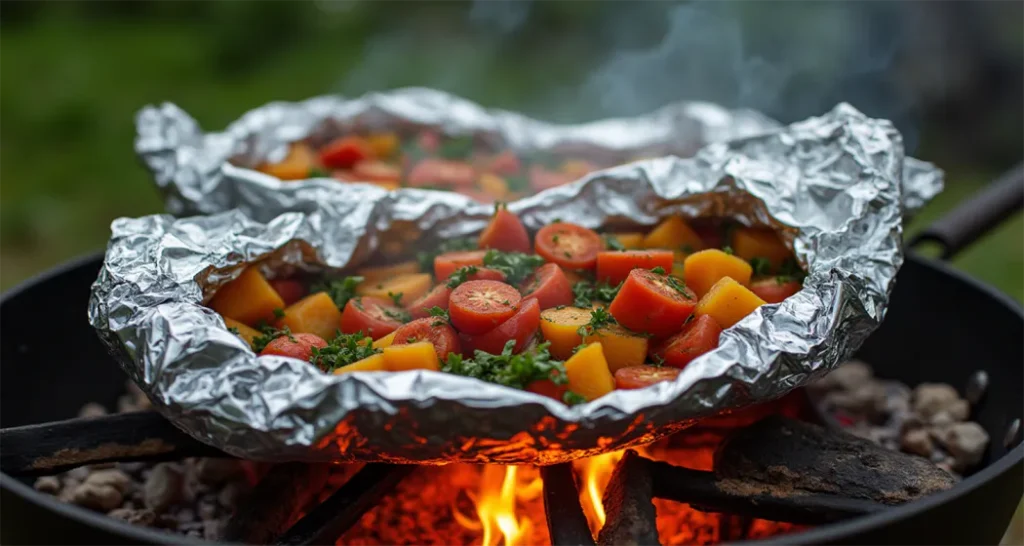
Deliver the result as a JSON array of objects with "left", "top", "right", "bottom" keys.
[
  {"left": 614, "top": 365, "right": 682, "bottom": 389},
  {"left": 535, "top": 223, "right": 604, "bottom": 270},
  {"left": 651, "top": 315, "right": 722, "bottom": 369},
  {"left": 595, "top": 250, "right": 674, "bottom": 285},
  {"left": 484, "top": 150, "right": 522, "bottom": 176},
  {"left": 461, "top": 299, "right": 540, "bottom": 355},
  {"left": 479, "top": 207, "right": 531, "bottom": 253},
  {"left": 608, "top": 269, "right": 697, "bottom": 337},
  {"left": 434, "top": 250, "right": 487, "bottom": 280},
  {"left": 529, "top": 165, "right": 573, "bottom": 192},
  {"left": 407, "top": 284, "right": 453, "bottom": 319},
  {"left": 392, "top": 318, "right": 461, "bottom": 361},
  {"left": 466, "top": 268, "right": 506, "bottom": 282},
  {"left": 332, "top": 170, "right": 359, "bottom": 182},
  {"left": 269, "top": 279, "right": 307, "bottom": 306},
  {"left": 407, "top": 158, "right": 476, "bottom": 188},
  {"left": 749, "top": 278, "right": 802, "bottom": 304},
  {"left": 527, "top": 376, "right": 569, "bottom": 401},
  {"left": 520, "top": 263, "right": 573, "bottom": 310},
  {"left": 320, "top": 136, "right": 373, "bottom": 169},
  {"left": 339, "top": 296, "right": 405, "bottom": 339},
  {"left": 352, "top": 160, "right": 401, "bottom": 183},
  {"left": 260, "top": 333, "right": 328, "bottom": 361},
  {"left": 449, "top": 280, "right": 521, "bottom": 334}
]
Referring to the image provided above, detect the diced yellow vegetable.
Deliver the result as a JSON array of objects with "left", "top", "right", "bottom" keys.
[
  {"left": 366, "top": 133, "right": 400, "bottom": 158},
  {"left": 671, "top": 261, "right": 686, "bottom": 279},
  {"left": 731, "top": 227, "right": 791, "bottom": 271},
  {"left": 333, "top": 353, "right": 387, "bottom": 375},
  {"left": 275, "top": 292, "right": 344, "bottom": 340},
  {"left": 365, "top": 180, "right": 401, "bottom": 191},
  {"left": 357, "top": 261, "right": 421, "bottom": 284},
  {"left": 356, "top": 273, "right": 432, "bottom": 306},
  {"left": 209, "top": 267, "right": 285, "bottom": 326},
  {"left": 539, "top": 307, "right": 592, "bottom": 360},
  {"left": 382, "top": 342, "right": 440, "bottom": 372},
  {"left": 564, "top": 343, "right": 615, "bottom": 401},
  {"left": 683, "top": 249, "right": 753, "bottom": 298},
  {"left": 479, "top": 173, "right": 510, "bottom": 200},
  {"left": 643, "top": 216, "right": 704, "bottom": 253},
  {"left": 372, "top": 331, "right": 398, "bottom": 348},
  {"left": 223, "top": 317, "right": 262, "bottom": 347},
  {"left": 695, "top": 277, "right": 766, "bottom": 329},
  {"left": 583, "top": 324, "right": 648, "bottom": 372},
  {"left": 612, "top": 232, "right": 646, "bottom": 250},
  {"left": 561, "top": 159, "right": 597, "bottom": 178},
  {"left": 257, "top": 143, "right": 318, "bottom": 180}
]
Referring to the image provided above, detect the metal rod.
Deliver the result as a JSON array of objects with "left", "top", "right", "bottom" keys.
[
  {"left": 541, "top": 464, "right": 596, "bottom": 546},
  {"left": 223, "top": 463, "right": 332, "bottom": 544}
]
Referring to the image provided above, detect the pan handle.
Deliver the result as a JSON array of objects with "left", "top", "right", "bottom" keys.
[{"left": 909, "top": 162, "right": 1023, "bottom": 260}]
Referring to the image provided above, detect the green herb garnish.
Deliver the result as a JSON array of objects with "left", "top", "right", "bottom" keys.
[
  {"left": 563, "top": 391, "right": 587, "bottom": 406},
  {"left": 387, "top": 291, "right": 404, "bottom": 306},
  {"left": 749, "top": 257, "right": 772, "bottom": 276},
  {"left": 382, "top": 306, "right": 412, "bottom": 323},
  {"left": 272, "top": 308, "right": 286, "bottom": 319},
  {"left": 446, "top": 265, "right": 480, "bottom": 289},
  {"left": 251, "top": 325, "right": 294, "bottom": 353},
  {"left": 309, "top": 331, "right": 381, "bottom": 372},
  {"left": 722, "top": 246, "right": 734, "bottom": 255},
  {"left": 437, "top": 136, "right": 475, "bottom": 159},
  {"left": 442, "top": 340, "right": 568, "bottom": 390},
  {"left": 482, "top": 250, "right": 545, "bottom": 285},
  {"left": 505, "top": 174, "right": 530, "bottom": 193},
  {"left": 307, "top": 167, "right": 329, "bottom": 178},
  {"left": 680, "top": 244, "right": 694, "bottom": 254},
  {"left": 427, "top": 306, "right": 450, "bottom": 320},
  {"left": 603, "top": 234, "right": 625, "bottom": 251},
  {"left": 227, "top": 326, "right": 241, "bottom": 335},
  {"left": 778, "top": 257, "right": 806, "bottom": 280},
  {"left": 651, "top": 266, "right": 666, "bottom": 275},
  {"left": 311, "top": 275, "right": 364, "bottom": 310},
  {"left": 577, "top": 307, "right": 617, "bottom": 336},
  {"left": 650, "top": 353, "right": 665, "bottom": 367},
  {"left": 572, "top": 280, "right": 622, "bottom": 308}
]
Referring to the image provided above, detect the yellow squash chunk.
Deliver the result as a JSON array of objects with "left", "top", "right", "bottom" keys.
[
  {"left": 731, "top": 227, "right": 791, "bottom": 271},
  {"left": 357, "top": 261, "right": 421, "bottom": 284},
  {"left": 275, "top": 292, "right": 344, "bottom": 340},
  {"left": 683, "top": 249, "right": 753, "bottom": 298},
  {"left": 257, "top": 143, "right": 317, "bottom": 180},
  {"left": 382, "top": 342, "right": 440, "bottom": 372},
  {"left": 539, "top": 307, "right": 592, "bottom": 360},
  {"left": 209, "top": 267, "right": 285, "bottom": 326},
  {"left": 583, "top": 324, "right": 648, "bottom": 373},
  {"left": 643, "top": 216, "right": 704, "bottom": 253},
  {"left": 479, "top": 173, "right": 510, "bottom": 200},
  {"left": 564, "top": 343, "right": 615, "bottom": 401},
  {"left": 611, "top": 232, "right": 645, "bottom": 250},
  {"left": 356, "top": 273, "right": 432, "bottom": 306},
  {"left": 372, "top": 331, "right": 398, "bottom": 348},
  {"left": 366, "top": 133, "right": 399, "bottom": 158},
  {"left": 223, "top": 317, "right": 262, "bottom": 347},
  {"left": 333, "top": 353, "right": 387, "bottom": 375},
  {"left": 695, "top": 277, "right": 766, "bottom": 329}
]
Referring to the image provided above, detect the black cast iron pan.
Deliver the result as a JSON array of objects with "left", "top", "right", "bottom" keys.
[{"left": 1, "top": 165, "right": 1021, "bottom": 545}]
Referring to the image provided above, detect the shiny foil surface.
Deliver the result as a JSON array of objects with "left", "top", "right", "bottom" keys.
[{"left": 94, "top": 103, "right": 943, "bottom": 464}]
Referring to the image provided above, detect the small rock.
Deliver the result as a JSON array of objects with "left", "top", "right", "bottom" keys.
[
  {"left": 947, "top": 399, "right": 970, "bottom": 422},
  {"left": 84, "top": 469, "right": 134, "bottom": 494},
  {"left": 814, "top": 360, "right": 873, "bottom": 392},
  {"left": 965, "top": 371, "right": 988, "bottom": 405},
  {"left": 900, "top": 413, "right": 925, "bottom": 433},
  {"left": 900, "top": 428, "right": 934, "bottom": 457},
  {"left": 217, "top": 483, "right": 243, "bottom": 508},
  {"left": 78, "top": 402, "right": 108, "bottom": 418},
  {"left": 204, "top": 519, "right": 224, "bottom": 540},
  {"left": 196, "top": 458, "right": 244, "bottom": 485},
  {"left": 67, "top": 467, "right": 90, "bottom": 481},
  {"left": 34, "top": 476, "right": 62, "bottom": 494},
  {"left": 912, "top": 383, "right": 961, "bottom": 419},
  {"left": 936, "top": 422, "right": 989, "bottom": 471},
  {"left": 144, "top": 463, "right": 183, "bottom": 513},
  {"left": 108, "top": 507, "right": 156, "bottom": 526},
  {"left": 930, "top": 411, "right": 955, "bottom": 428},
  {"left": 69, "top": 482, "right": 123, "bottom": 512},
  {"left": 868, "top": 380, "right": 911, "bottom": 424}
]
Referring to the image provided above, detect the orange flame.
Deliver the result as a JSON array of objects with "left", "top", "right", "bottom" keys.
[
  {"left": 573, "top": 451, "right": 625, "bottom": 536},
  {"left": 457, "top": 466, "right": 543, "bottom": 546}
]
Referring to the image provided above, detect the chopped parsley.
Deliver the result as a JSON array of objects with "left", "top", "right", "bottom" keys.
[
  {"left": 272, "top": 307, "right": 286, "bottom": 319},
  {"left": 651, "top": 266, "right": 666, "bottom": 275},
  {"left": 311, "top": 275, "right": 364, "bottom": 310},
  {"left": 482, "top": 250, "right": 545, "bottom": 284},
  {"left": 427, "top": 306, "right": 450, "bottom": 320},
  {"left": 571, "top": 280, "right": 622, "bottom": 308},
  {"left": 446, "top": 265, "right": 479, "bottom": 289},
  {"left": 505, "top": 174, "right": 530, "bottom": 193},
  {"left": 603, "top": 234, "right": 625, "bottom": 251},
  {"left": 251, "top": 325, "right": 294, "bottom": 353},
  {"left": 563, "top": 391, "right": 587, "bottom": 406},
  {"left": 749, "top": 257, "right": 772, "bottom": 276},
  {"left": 227, "top": 326, "right": 241, "bottom": 335},
  {"left": 577, "top": 307, "right": 617, "bottom": 336},
  {"left": 442, "top": 340, "right": 568, "bottom": 390},
  {"left": 437, "top": 135, "right": 474, "bottom": 159},
  {"left": 416, "top": 238, "right": 477, "bottom": 271},
  {"left": 309, "top": 331, "right": 381, "bottom": 372},
  {"left": 387, "top": 291, "right": 404, "bottom": 306},
  {"left": 307, "top": 167, "right": 329, "bottom": 178},
  {"left": 650, "top": 353, "right": 665, "bottom": 367},
  {"left": 382, "top": 306, "right": 412, "bottom": 323},
  {"left": 779, "top": 257, "right": 806, "bottom": 281},
  {"left": 663, "top": 274, "right": 694, "bottom": 299},
  {"left": 680, "top": 244, "right": 694, "bottom": 254},
  {"left": 722, "top": 246, "right": 734, "bottom": 255}
]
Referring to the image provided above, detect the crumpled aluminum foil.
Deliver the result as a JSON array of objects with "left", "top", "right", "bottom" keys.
[{"left": 93, "top": 103, "right": 943, "bottom": 465}]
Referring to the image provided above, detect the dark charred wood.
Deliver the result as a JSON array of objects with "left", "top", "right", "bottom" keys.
[
  {"left": 597, "top": 450, "right": 660, "bottom": 546},
  {"left": 541, "top": 463, "right": 596, "bottom": 546},
  {"left": 274, "top": 464, "right": 413, "bottom": 546},
  {"left": 0, "top": 411, "right": 228, "bottom": 476},
  {"left": 223, "top": 463, "right": 331, "bottom": 545}
]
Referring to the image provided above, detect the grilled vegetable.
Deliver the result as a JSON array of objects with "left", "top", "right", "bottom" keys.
[
  {"left": 209, "top": 267, "right": 286, "bottom": 326},
  {"left": 695, "top": 277, "right": 766, "bottom": 328},
  {"left": 682, "top": 249, "right": 753, "bottom": 298}
]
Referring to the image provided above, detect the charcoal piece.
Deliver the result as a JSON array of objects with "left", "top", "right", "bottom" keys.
[
  {"left": 108, "top": 507, "right": 157, "bottom": 526},
  {"left": 69, "top": 482, "right": 123, "bottom": 512},
  {"left": 222, "top": 463, "right": 330, "bottom": 544},
  {"left": 33, "top": 476, "right": 61, "bottom": 494},
  {"left": 597, "top": 450, "right": 660, "bottom": 546},
  {"left": 85, "top": 468, "right": 134, "bottom": 494},
  {"left": 540, "top": 464, "right": 595, "bottom": 546}
]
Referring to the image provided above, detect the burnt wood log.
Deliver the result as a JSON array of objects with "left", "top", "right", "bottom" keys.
[
  {"left": 541, "top": 463, "right": 597, "bottom": 546},
  {"left": 0, "top": 411, "right": 228, "bottom": 476},
  {"left": 223, "top": 463, "right": 331, "bottom": 544},
  {"left": 597, "top": 451, "right": 660, "bottom": 546}
]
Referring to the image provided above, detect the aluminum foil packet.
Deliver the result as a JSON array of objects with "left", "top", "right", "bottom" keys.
[{"left": 93, "top": 103, "right": 943, "bottom": 465}]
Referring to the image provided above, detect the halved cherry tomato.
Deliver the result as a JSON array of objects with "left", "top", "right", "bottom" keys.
[
  {"left": 449, "top": 280, "right": 521, "bottom": 334},
  {"left": 269, "top": 279, "right": 307, "bottom": 306},
  {"left": 461, "top": 298, "right": 540, "bottom": 355},
  {"left": 352, "top": 160, "right": 401, "bottom": 183},
  {"left": 407, "top": 284, "right": 452, "bottom": 319},
  {"left": 407, "top": 159, "right": 476, "bottom": 187},
  {"left": 535, "top": 223, "right": 604, "bottom": 270},
  {"left": 608, "top": 269, "right": 696, "bottom": 338},
  {"left": 749, "top": 278, "right": 802, "bottom": 304},
  {"left": 465, "top": 267, "right": 506, "bottom": 282},
  {"left": 339, "top": 296, "right": 405, "bottom": 339},
  {"left": 651, "top": 315, "right": 722, "bottom": 369},
  {"left": 614, "top": 365, "right": 682, "bottom": 389},
  {"left": 260, "top": 333, "right": 328, "bottom": 361},
  {"left": 479, "top": 207, "right": 531, "bottom": 253},
  {"left": 595, "top": 250, "right": 674, "bottom": 285},
  {"left": 434, "top": 250, "right": 487, "bottom": 280},
  {"left": 391, "top": 318, "right": 461, "bottom": 361},
  {"left": 529, "top": 165, "right": 573, "bottom": 192},
  {"left": 320, "top": 136, "right": 373, "bottom": 169},
  {"left": 520, "top": 263, "right": 573, "bottom": 310},
  {"left": 527, "top": 372, "right": 568, "bottom": 401}
]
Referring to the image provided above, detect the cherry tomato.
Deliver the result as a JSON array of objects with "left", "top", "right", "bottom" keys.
[
  {"left": 529, "top": 165, "right": 573, "bottom": 192},
  {"left": 332, "top": 170, "right": 359, "bottom": 182},
  {"left": 651, "top": 315, "right": 722, "bottom": 369},
  {"left": 418, "top": 130, "right": 441, "bottom": 154},
  {"left": 466, "top": 267, "right": 506, "bottom": 282},
  {"left": 595, "top": 250, "right": 674, "bottom": 285},
  {"left": 461, "top": 298, "right": 541, "bottom": 355},
  {"left": 484, "top": 150, "right": 522, "bottom": 176},
  {"left": 749, "top": 278, "right": 802, "bottom": 304},
  {"left": 406, "top": 284, "right": 452, "bottom": 319},
  {"left": 407, "top": 158, "right": 476, "bottom": 188},
  {"left": 339, "top": 296, "right": 405, "bottom": 339},
  {"left": 352, "top": 160, "right": 401, "bottom": 183},
  {"left": 520, "top": 263, "right": 573, "bottom": 310},
  {"left": 608, "top": 269, "right": 696, "bottom": 338},
  {"left": 527, "top": 376, "right": 569, "bottom": 401},
  {"left": 479, "top": 207, "right": 531, "bottom": 254},
  {"left": 260, "top": 333, "right": 328, "bottom": 361},
  {"left": 320, "top": 136, "right": 373, "bottom": 169},
  {"left": 614, "top": 365, "right": 682, "bottom": 389},
  {"left": 269, "top": 279, "right": 307, "bottom": 306},
  {"left": 434, "top": 250, "right": 487, "bottom": 280},
  {"left": 392, "top": 318, "right": 462, "bottom": 361},
  {"left": 449, "top": 280, "right": 521, "bottom": 334},
  {"left": 535, "top": 223, "right": 604, "bottom": 270}
]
